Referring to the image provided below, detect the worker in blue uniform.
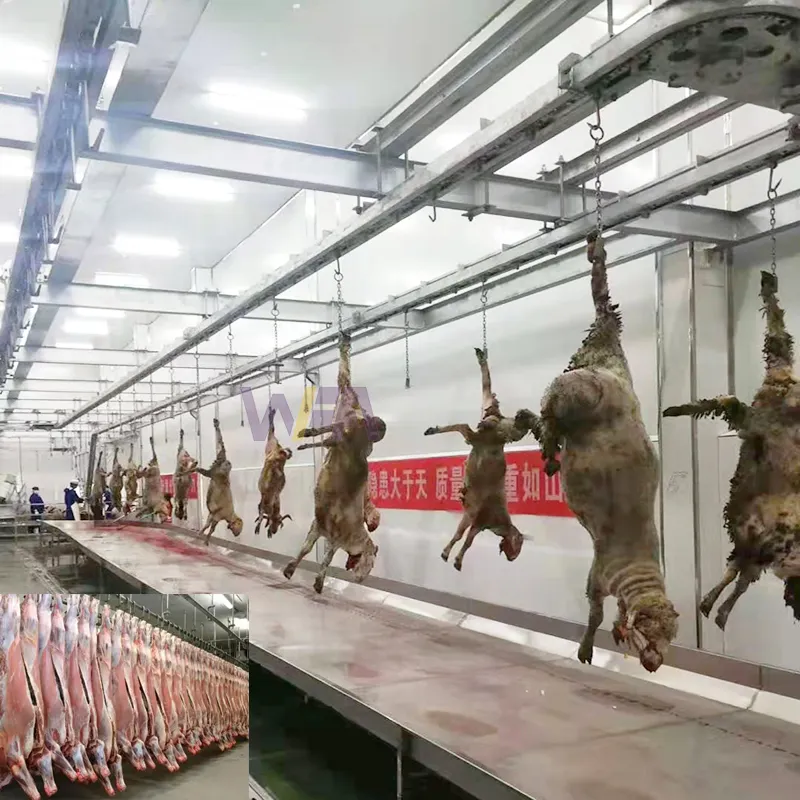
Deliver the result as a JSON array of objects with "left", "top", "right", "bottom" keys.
[{"left": 64, "top": 480, "right": 83, "bottom": 521}]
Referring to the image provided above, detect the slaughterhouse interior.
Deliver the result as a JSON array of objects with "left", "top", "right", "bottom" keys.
[{"left": 1, "top": 1, "right": 800, "bottom": 799}]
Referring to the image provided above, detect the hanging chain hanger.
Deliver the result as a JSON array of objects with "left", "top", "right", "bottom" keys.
[
  {"left": 767, "top": 163, "right": 781, "bottom": 277},
  {"left": 589, "top": 98, "right": 605, "bottom": 235},
  {"left": 334, "top": 256, "right": 344, "bottom": 336},
  {"left": 480, "top": 280, "right": 488, "bottom": 354},
  {"left": 404, "top": 310, "right": 411, "bottom": 389}
]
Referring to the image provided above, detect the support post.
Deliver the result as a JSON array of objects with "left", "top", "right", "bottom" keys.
[
  {"left": 659, "top": 244, "right": 731, "bottom": 652},
  {"left": 85, "top": 432, "right": 98, "bottom": 499}
]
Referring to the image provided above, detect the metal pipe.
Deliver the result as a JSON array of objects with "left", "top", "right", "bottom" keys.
[
  {"left": 687, "top": 243, "right": 703, "bottom": 651},
  {"left": 57, "top": 26, "right": 658, "bottom": 428},
  {"left": 86, "top": 124, "right": 800, "bottom": 435}
]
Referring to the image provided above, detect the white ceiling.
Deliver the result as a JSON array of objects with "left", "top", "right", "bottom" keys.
[{"left": 0, "top": 0, "right": 789, "bottom": 437}]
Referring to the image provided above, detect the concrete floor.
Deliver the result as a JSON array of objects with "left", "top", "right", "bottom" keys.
[
  {"left": 4, "top": 743, "right": 248, "bottom": 799},
  {"left": 0, "top": 540, "right": 52, "bottom": 592}
]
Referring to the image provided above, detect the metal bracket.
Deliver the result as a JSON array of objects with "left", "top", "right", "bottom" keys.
[{"left": 462, "top": 203, "right": 495, "bottom": 222}]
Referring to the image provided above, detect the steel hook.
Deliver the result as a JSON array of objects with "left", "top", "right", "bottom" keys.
[{"left": 429, "top": 203, "right": 437, "bottom": 223}]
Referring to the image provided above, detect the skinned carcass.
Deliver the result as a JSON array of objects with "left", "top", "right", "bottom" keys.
[
  {"left": 664, "top": 270, "right": 800, "bottom": 629},
  {"left": 19, "top": 595, "right": 57, "bottom": 797},
  {"left": 90, "top": 454, "right": 108, "bottom": 522},
  {"left": 109, "top": 448, "right": 124, "bottom": 515},
  {"left": 173, "top": 429, "right": 197, "bottom": 522},
  {"left": 109, "top": 610, "right": 145, "bottom": 774},
  {"left": 161, "top": 635, "right": 187, "bottom": 763},
  {"left": 284, "top": 333, "right": 386, "bottom": 593},
  {"left": 39, "top": 596, "right": 89, "bottom": 783},
  {"left": 136, "top": 438, "right": 169, "bottom": 523},
  {"left": 63, "top": 596, "right": 97, "bottom": 783},
  {"left": 0, "top": 595, "right": 42, "bottom": 799},
  {"left": 145, "top": 627, "right": 179, "bottom": 772},
  {"left": 130, "top": 620, "right": 159, "bottom": 770},
  {"left": 89, "top": 600, "right": 123, "bottom": 794},
  {"left": 122, "top": 444, "right": 142, "bottom": 513},
  {"left": 254, "top": 406, "right": 293, "bottom": 537},
  {"left": 189, "top": 419, "right": 243, "bottom": 544},
  {"left": 519, "top": 233, "right": 678, "bottom": 673},
  {"left": 424, "top": 347, "right": 531, "bottom": 570}
]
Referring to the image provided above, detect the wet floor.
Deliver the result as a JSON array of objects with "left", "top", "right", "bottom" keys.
[
  {"left": 250, "top": 662, "right": 477, "bottom": 800},
  {"left": 3, "top": 743, "right": 247, "bottom": 799},
  {"left": 0, "top": 540, "right": 57, "bottom": 592}
]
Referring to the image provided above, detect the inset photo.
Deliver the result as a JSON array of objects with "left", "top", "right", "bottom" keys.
[{"left": 0, "top": 593, "right": 248, "bottom": 799}]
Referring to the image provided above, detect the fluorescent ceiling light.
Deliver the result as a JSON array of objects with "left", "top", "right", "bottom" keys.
[
  {"left": 54, "top": 341, "right": 95, "bottom": 350},
  {"left": 112, "top": 234, "right": 181, "bottom": 257},
  {"left": 233, "top": 617, "right": 249, "bottom": 631},
  {"left": 75, "top": 307, "right": 126, "bottom": 319},
  {"left": 94, "top": 272, "right": 150, "bottom": 289},
  {"left": 206, "top": 82, "right": 308, "bottom": 121},
  {"left": 0, "top": 152, "right": 33, "bottom": 179},
  {"left": 152, "top": 172, "right": 235, "bottom": 202},
  {"left": 62, "top": 319, "right": 109, "bottom": 335},
  {"left": 0, "top": 40, "right": 50, "bottom": 76},
  {"left": 0, "top": 223, "right": 19, "bottom": 245},
  {"left": 211, "top": 594, "right": 233, "bottom": 610}
]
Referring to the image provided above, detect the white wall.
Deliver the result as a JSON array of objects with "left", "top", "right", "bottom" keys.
[{"left": 0, "top": 443, "right": 75, "bottom": 506}]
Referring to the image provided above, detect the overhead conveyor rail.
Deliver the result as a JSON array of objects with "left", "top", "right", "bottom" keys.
[
  {"left": 54, "top": 0, "right": 800, "bottom": 430},
  {"left": 43, "top": 519, "right": 800, "bottom": 800}
]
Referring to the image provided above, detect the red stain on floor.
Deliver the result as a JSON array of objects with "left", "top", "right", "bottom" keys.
[
  {"left": 344, "top": 663, "right": 380, "bottom": 680},
  {"left": 425, "top": 710, "right": 497, "bottom": 738}
]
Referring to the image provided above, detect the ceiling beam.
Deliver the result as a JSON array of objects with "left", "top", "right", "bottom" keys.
[
  {"left": 357, "top": 0, "right": 602, "bottom": 157},
  {"left": 13, "top": 347, "right": 289, "bottom": 371},
  {"left": 0, "top": 0, "right": 128, "bottom": 387},
  {"left": 3, "top": 94, "right": 738, "bottom": 236},
  {"left": 86, "top": 121, "right": 800, "bottom": 434},
  {"left": 32, "top": 284, "right": 424, "bottom": 328},
  {"left": 58, "top": 23, "right": 666, "bottom": 427}
]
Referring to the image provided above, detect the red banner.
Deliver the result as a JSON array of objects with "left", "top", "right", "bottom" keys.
[
  {"left": 367, "top": 449, "right": 572, "bottom": 518},
  {"left": 160, "top": 472, "right": 199, "bottom": 500}
]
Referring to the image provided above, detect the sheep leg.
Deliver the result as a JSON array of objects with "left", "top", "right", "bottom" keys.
[
  {"left": 284, "top": 522, "right": 320, "bottom": 580},
  {"left": 612, "top": 598, "right": 628, "bottom": 646},
  {"left": 442, "top": 514, "right": 471, "bottom": 563},
  {"left": 578, "top": 561, "right": 605, "bottom": 665},
  {"left": 699, "top": 564, "right": 739, "bottom": 618},
  {"left": 453, "top": 523, "right": 482, "bottom": 572},
  {"left": 313, "top": 541, "right": 337, "bottom": 594},
  {"left": 715, "top": 569, "right": 759, "bottom": 630}
]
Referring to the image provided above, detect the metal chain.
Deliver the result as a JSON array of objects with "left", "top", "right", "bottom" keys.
[
  {"left": 227, "top": 325, "right": 235, "bottom": 374},
  {"left": 194, "top": 347, "right": 201, "bottom": 432},
  {"left": 480, "top": 281, "right": 488, "bottom": 354},
  {"left": 588, "top": 99, "right": 605, "bottom": 235},
  {"left": 404, "top": 310, "right": 410, "bottom": 389},
  {"left": 149, "top": 375, "right": 154, "bottom": 435},
  {"left": 271, "top": 298, "right": 280, "bottom": 387},
  {"left": 333, "top": 256, "right": 344, "bottom": 333},
  {"left": 767, "top": 164, "right": 781, "bottom": 277},
  {"left": 302, "top": 357, "right": 309, "bottom": 413}
]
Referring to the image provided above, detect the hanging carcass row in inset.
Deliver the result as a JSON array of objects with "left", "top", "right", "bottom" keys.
[{"left": 0, "top": 595, "right": 249, "bottom": 799}]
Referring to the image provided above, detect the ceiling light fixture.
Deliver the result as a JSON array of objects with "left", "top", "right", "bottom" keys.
[
  {"left": 62, "top": 319, "right": 109, "bottom": 336},
  {"left": 54, "top": 341, "right": 95, "bottom": 350},
  {"left": 74, "top": 308, "right": 126, "bottom": 320},
  {"left": 206, "top": 82, "right": 308, "bottom": 121},
  {"left": 152, "top": 172, "right": 235, "bottom": 202},
  {"left": 0, "top": 40, "right": 50, "bottom": 76},
  {"left": 0, "top": 223, "right": 19, "bottom": 245},
  {"left": 0, "top": 152, "right": 33, "bottom": 179},
  {"left": 112, "top": 234, "right": 181, "bottom": 257},
  {"left": 94, "top": 272, "right": 150, "bottom": 289}
]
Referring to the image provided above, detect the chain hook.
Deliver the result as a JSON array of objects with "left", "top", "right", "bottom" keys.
[
  {"left": 333, "top": 256, "right": 344, "bottom": 334},
  {"left": 271, "top": 298, "right": 280, "bottom": 383},
  {"left": 403, "top": 310, "right": 411, "bottom": 389},
  {"left": 429, "top": 203, "right": 437, "bottom": 223},
  {"left": 480, "top": 281, "right": 489, "bottom": 355},
  {"left": 767, "top": 163, "right": 781, "bottom": 277},
  {"left": 587, "top": 97, "right": 605, "bottom": 236}
]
